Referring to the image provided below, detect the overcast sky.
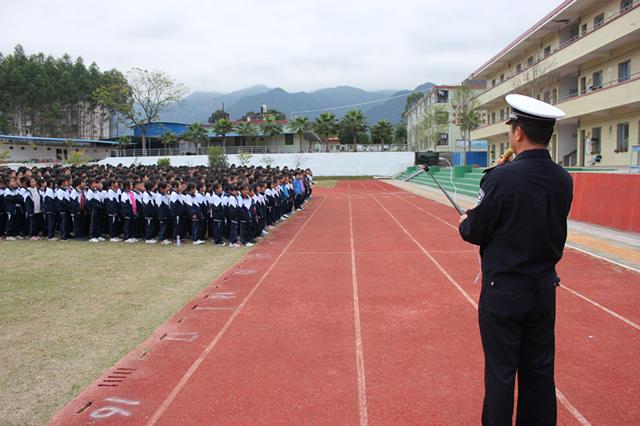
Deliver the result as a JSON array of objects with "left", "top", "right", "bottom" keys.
[{"left": 1, "top": 0, "right": 562, "bottom": 94}]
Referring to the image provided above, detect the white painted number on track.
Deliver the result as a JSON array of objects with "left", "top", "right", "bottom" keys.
[{"left": 89, "top": 398, "right": 140, "bottom": 419}]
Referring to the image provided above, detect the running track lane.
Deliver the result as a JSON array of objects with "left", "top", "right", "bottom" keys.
[
  {"left": 364, "top": 179, "right": 640, "bottom": 425},
  {"left": 49, "top": 180, "right": 640, "bottom": 424}
]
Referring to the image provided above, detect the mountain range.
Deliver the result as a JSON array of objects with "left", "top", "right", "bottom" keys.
[{"left": 160, "top": 82, "right": 434, "bottom": 125}]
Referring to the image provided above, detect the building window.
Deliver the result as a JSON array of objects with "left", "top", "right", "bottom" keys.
[
  {"left": 9, "top": 146, "right": 13, "bottom": 150},
  {"left": 492, "top": 79, "right": 496, "bottom": 87},
  {"left": 20, "top": 146, "right": 25, "bottom": 150},
  {"left": 621, "top": 0, "right": 633, "bottom": 12},
  {"left": 527, "top": 56, "right": 534, "bottom": 66},
  {"left": 284, "top": 134, "right": 294, "bottom": 145},
  {"left": 580, "top": 76, "right": 587, "bottom": 94},
  {"left": 552, "top": 89, "right": 558, "bottom": 104},
  {"left": 616, "top": 123, "right": 629, "bottom": 152},
  {"left": 581, "top": 23, "right": 588, "bottom": 35},
  {"left": 618, "top": 60, "right": 630, "bottom": 82},
  {"left": 47, "top": 147, "right": 51, "bottom": 151},
  {"left": 500, "top": 74, "right": 505, "bottom": 83},
  {"left": 436, "top": 90, "right": 449, "bottom": 103},
  {"left": 499, "top": 143, "right": 505, "bottom": 155},
  {"left": 491, "top": 112, "right": 496, "bottom": 124},
  {"left": 543, "top": 91, "right": 551, "bottom": 103},
  {"left": 543, "top": 46, "right": 551, "bottom": 57},
  {"left": 499, "top": 109, "right": 505, "bottom": 121},
  {"left": 516, "top": 64, "right": 522, "bottom": 73},
  {"left": 437, "top": 133, "right": 449, "bottom": 146},
  {"left": 592, "top": 71, "right": 603, "bottom": 89},
  {"left": 594, "top": 13, "right": 604, "bottom": 28}
]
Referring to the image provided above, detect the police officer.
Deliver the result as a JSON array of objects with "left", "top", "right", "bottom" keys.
[{"left": 458, "top": 94, "right": 573, "bottom": 426}]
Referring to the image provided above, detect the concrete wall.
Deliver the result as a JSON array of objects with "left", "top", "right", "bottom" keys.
[
  {"left": 98, "top": 152, "right": 415, "bottom": 177},
  {"left": 0, "top": 142, "right": 113, "bottom": 162}
]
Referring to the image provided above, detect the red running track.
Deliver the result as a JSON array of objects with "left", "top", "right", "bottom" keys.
[{"left": 49, "top": 180, "right": 640, "bottom": 425}]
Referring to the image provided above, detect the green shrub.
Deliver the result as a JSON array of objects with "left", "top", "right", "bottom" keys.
[
  {"left": 67, "top": 150, "right": 89, "bottom": 165},
  {"left": 208, "top": 147, "right": 228, "bottom": 167},
  {"left": 157, "top": 157, "right": 171, "bottom": 166}
]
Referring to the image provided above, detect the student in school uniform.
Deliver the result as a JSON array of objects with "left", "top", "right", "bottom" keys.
[
  {"left": 43, "top": 179, "right": 57, "bottom": 240},
  {"left": 185, "top": 182, "right": 205, "bottom": 245},
  {"left": 142, "top": 180, "right": 158, "bottom": 244},
  {"left": 120, "top": 180, "right": 138, "bottom": 243},
  {"left": 86, "top": 178, "right": 104, "bottom": 243},
  {"left": 196, "top": 182, "right": 208, "bottom": 242},
  {"left": 133, "top": 180, "right": 146, "bottom": 240},
  {"left": 24, "top": 177, "right": 43, "bottom": 240},
  {"left": 209, "top": 182, "right": 225, "bottom": 246},
  {"left": 0, "top": 178, "right": 5, "bottom": 239},
  {"left": 69, "top": 178, "right": 86, "bottom": 240},
  {"left": 3, "top": 177, "right": 23, "bottom": 240},
  {"left": 238, "top": 184, "right": 254, "bottom": 247},
  {"left": 227, "top": 185, "right": 240, "bottom": 248},
  {"left": 169, "top": 181, "right": 184, "bottom": 244},
  {"left": 55, "top": 177, "right": 70, "bottom": 240},
  {"left": 293, "top": 172, "right": 305, "bottom": 211},
  {"left": 155, "top": 182, "right": 171, "bottom": 245},
  {"left": 105, "top": 180, "right": 121, "bottom": 242}
]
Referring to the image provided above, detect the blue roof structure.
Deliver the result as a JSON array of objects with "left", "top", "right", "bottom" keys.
[{"left": 0, "top": 134, "right": 117, "bottom": 145}]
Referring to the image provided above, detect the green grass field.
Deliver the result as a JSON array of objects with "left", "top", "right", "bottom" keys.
[
  {"left": 0, "top": 240, "right": 248, "bottom": 425},
  {"left": 313, "top": 176, "right": 372, "bottom": 188}
]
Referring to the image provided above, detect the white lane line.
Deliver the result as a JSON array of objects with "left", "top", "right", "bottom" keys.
[
  {"left": 565, "top": 243, "right": 640, "bottom": 274},
  {"left": 146, "top": 198, "right": 327, "bottom": 426},
  {"left": 369, "top": 193, "right": 591, "bottom": 426},
  {"left": 348, "top": 195, "right": 369, "bottom": 426},
  {"left": 561, "top": 284, "right": 640, "bottom": 331},
  {"left": 389, "top": 191, "right": 640, "bottom": 332},
  {"left": 556, "top": 389, "right": 593, "bottom": 426}
]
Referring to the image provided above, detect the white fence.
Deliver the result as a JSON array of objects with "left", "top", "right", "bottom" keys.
[{"left": 98, "top": 152, "right": 415, "bottom": 177}]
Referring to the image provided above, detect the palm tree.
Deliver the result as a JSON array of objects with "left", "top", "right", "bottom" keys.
[
  {"left": 289, "top": 116, "right": 311, "bottom": 152},
  {"left": 160, "top": 130, "right": 177, "bottom": 154},
  {"left": 312, "top": 112, "right": 338, "bottom": 152},
  {"left": 212, "top": 118, "right": 235, "bottom": 150},
  {"left": 183, "top": 123, "right": 209, "bottom": 151},
  {"left": 259, "top": 115, "right": 283, "bottom": 149},
  {"left": 370, "top": 120, "right": 394, "bottom": 144},
  {"left": 339, "top": 110, "right": 368, "bottom": 151},
  {"left": 235, "top": 121, "right": 256, "bottom": 147}
]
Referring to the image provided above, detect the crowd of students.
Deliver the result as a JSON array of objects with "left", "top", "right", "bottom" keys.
[{"left": 0, "top": 164, "right": 314, "bottom": 246}]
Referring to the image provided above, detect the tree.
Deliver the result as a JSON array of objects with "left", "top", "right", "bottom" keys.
[
  {"left": 160, "top": 130, "right": 177, "bottom": 152},
  {"left": 208, "top": 109, "right": 229, "bottom": 124},
  {"left": 116, "top": 135, "right": 132, "bottom": 155},
  {"left": 212, "top": 118, "right": 234, "bottom": 149},
  {"left": 403, "top": 92, "right": 425, "bottom": 116},
  {"left": 370, "top": 120, "right": 394, "bottom": 144},
  {"left": 451, "top": 86, "right": 482, "bottom": 161},
  {"left": 339, "top": 110, "right": 368, "bottom": 151},
  {"left": 94, "top": 67, "right": 187, "bottom": 155},
  {"left": 259, "top": 115, "right": 283, "bottom": 147},
  {"left": 312, "top": 112, "right": 338, "bottom": 152},
  {"left": 237, "top": 151, "right": 253, "bottom": 166},
  {"left": 394, "top": 123, "right": 408, "bottom": 144},
  {"left": 235, "top": 121, "right": 256, "bottom": 146},
  {"left": 183, "top": 123, "right": 209, "bottom": 149},
  {"left": 208, "top": 147, "right": 228, "bottom": 167},
  {"left": 67, "top": 149, "right": 89, "bottom": 165},
  {"left": 417, "top": 104, "right": 449, "bottom": 151},
  {"left": 289, "top": 116, "right": 311, "bottom": 152}
]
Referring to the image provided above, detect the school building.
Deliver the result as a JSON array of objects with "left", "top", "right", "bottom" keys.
[
  {"left": 406, "top": 83, "right": 487, "bottom": 164},
  {"left": 469, "top": 0, "right": 640, "bottom": 168},
  {"left": 0, "top": 134, "right": 116, "bottom": 163}
]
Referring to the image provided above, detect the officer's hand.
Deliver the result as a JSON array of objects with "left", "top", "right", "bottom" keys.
[{"left": 458, "top": 214, "right": 468, "bottom": 224}]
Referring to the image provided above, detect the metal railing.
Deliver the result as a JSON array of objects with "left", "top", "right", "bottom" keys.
[
  {"left": 478, "top": 1, "right": 640, "bottom": 97},
  {"left": 108, "top": 144, "right": 410, "bottom": 157}
]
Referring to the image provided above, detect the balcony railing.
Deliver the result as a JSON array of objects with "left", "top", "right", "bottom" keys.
[
  {"left": 476, "top": 70, "right": 640, "bottom": 130},
  {"left": 108, "top": 144, "right": 410, "bottom": 158},
  {"left": 475, "top": 1, "right": 640, "bottom": 101}
]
